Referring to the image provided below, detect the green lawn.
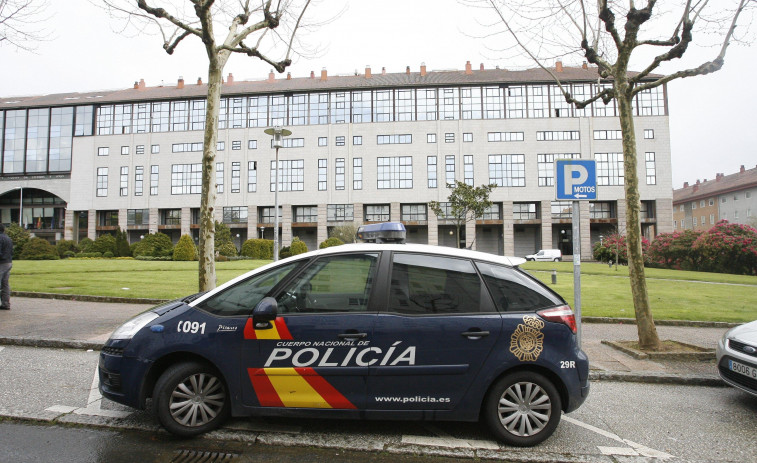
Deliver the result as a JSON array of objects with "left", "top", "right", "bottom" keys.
[{"left": 9, "top": 259, "right": 757, "bottom": 323}]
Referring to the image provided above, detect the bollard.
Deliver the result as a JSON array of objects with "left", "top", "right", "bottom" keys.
[
  {"left": 608, "top": 260, "right": 613, "bottom": 269},
  {"left": 551, "top": 269, "right": 557, "bottom": 285}
]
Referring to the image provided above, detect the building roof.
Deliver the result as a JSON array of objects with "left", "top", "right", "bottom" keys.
[
  {"left": 673, "top": 165, "right": 757, "bottom": 204},
  {"left": 1, "top": 63, "right": 657, "bottom": 110}
]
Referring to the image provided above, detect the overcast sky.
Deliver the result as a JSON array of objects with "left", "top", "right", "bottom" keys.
[{"left": 1, "top": 0, "right": 754, "bottom": 188}]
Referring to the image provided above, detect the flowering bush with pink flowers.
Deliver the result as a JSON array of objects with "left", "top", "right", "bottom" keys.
[
  {"left": 646, "top": 229, "right": 703, "bottom": 270},
  {"left": 592, "top": 233, "right": 649, "bottom": 265},
  {"left": 691, "top": 221, "right": 757, "bottom": 275}
]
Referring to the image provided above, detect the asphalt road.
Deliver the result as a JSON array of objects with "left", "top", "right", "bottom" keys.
[{"left": 0, "top": 345, "right": 755, "bottom": 463}]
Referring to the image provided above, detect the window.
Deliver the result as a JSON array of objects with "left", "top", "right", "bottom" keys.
[
  {"left": 551, "top": 201, "right": 572, "bottom": 219},
  {"left": 318, "top": 159, "right": 327, "bottom": 191},
  {"left": 527, "top": 85, "right": 549, "bottom": 118},
  {"left": 445, "top": 133, "right": 455, "bottom": 143},
  {"left": 74, "top": 105, "right": 94, "bottom": 136},
  {"left": 593, "top": 130, "right": 623, "bottom": 140},
  {"left": 171, "top": 163, "right": 202, "bottom": 195},
  {"left": 291, "top": 206, "right": 316, "bottom": 223},
  {"left": 318, "top": 137, "right": 327, "bottom": 147},
  {"left": 136, "top": 145, "right": 145, "bottom": 155},
  {"left": 270, "top": 159, "right": 304, "bottom": 191},
  {"left": 417, "top": 88, "right": 437, "bottom": 121},
  {"left": 150, "top": 165, "right": 159, "bottom": 195},
  {"left": 747, "top": 192, "right": 752, "bottom": 199},
  {"left": 536, "top": 131, "right": 579, "bottom": 141},
  {"left": 701, "top": 215, "right": 706, "bottom": 225},
  {"left": 248, "top": 96, "right": 267, "bottom": 128},
  {"left": 327, "top": 204, "right": 354, "bottom": 222},
  {"left": 331, "top": 92, "right": 348, "bottom": 124},
  {"left": 231, "top": 162, "right": 241, "bottom": 193},
  {"left": 537, "top": 153, "right": 580, "bottom": 187},
  {"left": 270, "top": 138, "right": 304, "bottom": 148},
  {"left": 260, "top": 206, "right": 282, "bottom": 223},
  {"left": 121, "top": 146, "right": 129, "bottom": 156},
  {"left": 151, "top": 144, "right": 160, "bottom": 154},
  {"left": 427, "top": 133, "right": 436, "bottom": 143},
  {"left": 216, "top": 162, "right": 224, "bottom": 194},
  {"left": 464, "top": 155, "right": 474, "bottom": 186},
  {"left": 463, "top": 133, "right": 473, "bottom": 143},
  {"left": 99, "top": 210, "right": 119, "bottom": 227},
  {"left": 427, "top": 156, "right": 437, "bottom": 188},
  {"left": 248, "top": 140, "right": 257, "bottom": 149},
  {"left": 162, "top": 209, "right": 181, "bottom": 226},
  {"left": 644, "top": 129, "right": 654, "bottom": 139},
  {"left": 505, "top": 85, "right": 526, "bottom": 118},
  {"left": 351, "top": 90, "right": 372, "bottom": 123},
  {"left": 595, "top": 153, "right": 624, "bottom": 186},
  {"left": 680, "top": 205, "right": 684, "bottom": 212},
  {"left": 636, "top": 86, "right": 665, "bottom": 116},
  {"left": 277, "top": 254, "right": 379, "bottom": 314},
  {"left": 96, "top": 167, "right": 108, "bottom": 196},
  {"left": 461, "top": 87, "right": 481, "bottom": 119},
  {"left": 171, "top": 101, "right": 188, "bottom": 131},
  {"left": 127, "top": 209, "right": 149, "bottom": 226},
  {"left": 310, "top": 93, "right": 329, "bottom": 124},
  {"left": 336, "top": 136, "right": 345, "bottom": 146},
  {"left": 445, "top": 155, "right": 455, "bottom": 185},
  {"left": 482, "top": 203, "right": 502, "bottom": 220},
  {"left": 223, "top": 206, "right": 248, "bottom": 223},
  {"left": 590, "top": 202, "right": 615, "bottom": 219},
  {"left": 693, "top": 217, "right": 698, "bottom": 226},
  {"left": 335, "top": 158, "right": 345, "bottom": 190},
  {"left": 488, "top": 154, "right": 525, "bottom": 187},
  {"left": 248, "top": 161, "right": 257, "bottom": 192},
  {"left": 288, "top": 94, "right": 307, "bottom": 126},
  {"left": 172, "top": 142, "right": 203, "bottom": 153},
  {"left": 709, "top": 199, "right": 714, "bottom": 206},
  {"left": 721, "top": 197, "right": 727, "bottom": 203},
  {"left": 232, "top": 140, "right": 241, "bottom": 150},
  {"left": 377, "top": 134, "right": 412, "bottom": 144},
  {"left": 217, "top": 141, "right": 225, "bottom": 151},
  {"left": 700, "top": 200, "right": 705, "bottom": 208},
  {"left": 377, "top": 157, "right": 412, "bottom": 189},
  {"left": 734, "top": 210, "right": 740, "bottom": 219},
  {"left": 190, "top": 99, "right": 205, "bottom": 130},
  {"left": 151, "top": 102, "right": 170, "bottom": 132},
  {"left": 692, "top": 202, "right": 697, "bottom": 210},
  {"left": 477, "top": 263, "right": 561, "bottom": 312},
  {"left": 353, "top": 136, "right": 362, "bottom": 146},
  {"left": 120, "top": 166, "right": 128, "bottom": 196},
  {"left": 134, "top": 166, "right": 144, "bottom": 196},
  {"left": 645, "top": 152, "right": 656, "bottom": 185},
  {"left": 98, "top": 147, "right": 109, "bottom": 156},
  {"left": 373, "top": 90, "right": 394, "bottom": 122},
  {"left": 395, "top": 89, "right": 415, "bottom": 121},
  {"left": 388, "top": 253, "right": 482, "bottom": 314},
  {"left": 488, "top": 132, "right": 524, "bottom": 142},
  {"left": 353, "top": 158, "right": 363, "bottom": 190},
  {"left": 734, "top": 194, "right": 739, "bottom": 201},
  {"left": 401, "top": 204, "right": 427, "bottom": 222},
  {"left": 513, "top": 203, "right": 537, "bottom": 220},
  {"left": 365, "top": 204, "right": 390, "bottom": 222}
]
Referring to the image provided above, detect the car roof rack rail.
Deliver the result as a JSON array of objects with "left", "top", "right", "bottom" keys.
[{"left": 356, "top": 222, "right": 406, "bottom": 244}]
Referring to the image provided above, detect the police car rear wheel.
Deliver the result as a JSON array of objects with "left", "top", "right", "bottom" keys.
[
  {"left": 153, "top": 362, "right": 230, "bottom": 437},
  {"left": 483, "top": 371, "right": 562, "bottom": 447}
]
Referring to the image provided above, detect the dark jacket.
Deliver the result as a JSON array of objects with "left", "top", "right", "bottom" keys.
[{"left": 0, "top": 233, "right": 13, "bottom": 264}]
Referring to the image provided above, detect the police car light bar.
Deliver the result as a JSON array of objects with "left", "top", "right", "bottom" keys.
[{"left": 356, "top": 222, "right": 407, "bottom": 244}]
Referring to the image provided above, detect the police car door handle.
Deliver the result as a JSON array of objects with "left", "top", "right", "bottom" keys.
[
  {"left": 338, "top": 332, "right": 367, "bottom": 339},
  {"left": 461, "top": 330, "right": 490, "bottom": 339}
]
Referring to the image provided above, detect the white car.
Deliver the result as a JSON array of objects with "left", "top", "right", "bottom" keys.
[
  {"left": 525, "top": 249, "right": 562, "bottom": 262},
  {"left": 717, "top": 320, "right": 757, "bottom": 397}
]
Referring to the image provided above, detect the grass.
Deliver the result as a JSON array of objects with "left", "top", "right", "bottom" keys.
[{"left": 9, "top": 259, "right": 757, "bottom": 323}]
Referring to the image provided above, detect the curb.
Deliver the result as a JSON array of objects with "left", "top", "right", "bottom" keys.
[
  {"left": 582, "top": 316, "right": 740, "bottom": 328},
  {"left": 601, "top": 339, "right": 716, "bottom": 361},
  {"left": 0, "top": 336, "right": 102, "bottom": 351}
]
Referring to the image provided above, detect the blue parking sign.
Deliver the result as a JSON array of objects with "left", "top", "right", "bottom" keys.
[{"left": 555, "top": 160, "right": 597, "bottom": 200}]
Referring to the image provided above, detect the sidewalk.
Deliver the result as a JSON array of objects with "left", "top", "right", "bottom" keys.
[{"left": 0, "top": 296, "right": 727, "bottom": 386}]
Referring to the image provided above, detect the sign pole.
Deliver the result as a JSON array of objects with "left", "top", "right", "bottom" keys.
[{"left": 572, "top": 201, "right": 582, "bottom": 348}]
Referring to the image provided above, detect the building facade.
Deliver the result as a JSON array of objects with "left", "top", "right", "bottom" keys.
[
  {"left": 0, "top": 62, "right": 673, "bottom": 258},
  {"left": 673, "top": 165, "right": 757, "bottom": 231}
]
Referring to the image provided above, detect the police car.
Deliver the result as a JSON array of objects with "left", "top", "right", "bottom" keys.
[{"left": 99, "top": 223, "right": 589, "bottom": 446}]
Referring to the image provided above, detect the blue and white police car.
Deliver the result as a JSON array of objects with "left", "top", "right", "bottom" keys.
[{"left": 99, "top": 223, "right": 589, "bottom": 446}]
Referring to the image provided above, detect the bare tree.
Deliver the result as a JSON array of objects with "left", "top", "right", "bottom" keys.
[
  {"left": 0, "top": 0, "right": 49, "bottom": 51},
  {"left": 468, "top": 0, "right": 754, "bottom": 349},
  {"left": 104, "top": 0, "right": 312, "bottom": 291}
]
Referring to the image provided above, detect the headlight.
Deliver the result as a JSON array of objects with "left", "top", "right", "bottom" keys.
[{"left": 110, "top": 312, "right": 159, "bottom": 340}]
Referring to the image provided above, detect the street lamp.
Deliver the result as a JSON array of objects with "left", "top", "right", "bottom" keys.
[{"left": 264, "top": 126, "right": 292, "bottom": 262}]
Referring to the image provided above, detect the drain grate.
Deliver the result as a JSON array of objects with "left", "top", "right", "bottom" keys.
[{"left": 170, "top": 450, "right": 238, "bottom": 463}]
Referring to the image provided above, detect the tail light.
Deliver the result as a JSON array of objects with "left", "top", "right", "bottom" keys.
[{"left": 537, "top": 305, "right": 577, "bottom": 334}]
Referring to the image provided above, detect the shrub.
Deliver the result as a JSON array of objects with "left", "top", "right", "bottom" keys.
[
  {"left": 134, "top": 255, "right": 172, "bottom": 261},
  {"left": 279, "top": 246, "right": 292, "bottom": 259},
  {"left": 103, "top": 251, "right": 114, "bottom": 258},
  {"left": 173, "top": 234, "right": 198, "bottom": 261},
  {"left": 6, "top": 222, "right": 30, "bottom": 259},
  {"left": 241, "top": 239, "right": 274, "bottom": 259},
  {"left": 692, "top": 220, "right": 757, "bottom": 275},
  {"left": 319, "top": 237, "right": 344, "bottom": 249},
  {"left": 78, "top": 237, "right": 94, "bottom": 253},
  {"left": 92, "top": 234, "right": 117, "bottom": 255},
  {"left": 289, "top": 237, "right": 308, "bottom": 256},
  {"left": 328, "top": 222, "right": 360, "bottom": 244},
  {"left": 647, "top": 230, "right": 703, "bottom": 270},
  {"left": 115, "top": 229, "right": 131, "bottom": 257},
  {"left": 592, "top": 234, "right": 649, "bottom": 265},
  {"left": 19, "top": 237, "right": 60, "bottom": 260},
  {"left": 56, "top": 239, "right": 80, "bottom": 258},
  {"left": 132, "top": 232, "right": 174, "bottom": 258},
  {"left": 216, "top": 241, "right": 238, "bottom": 258},
  {"left": 63, "top": 251, "right": 75, "bottom": 258},
  {"left": 214, "top": 221, "right": 238, "bottom": 257}
]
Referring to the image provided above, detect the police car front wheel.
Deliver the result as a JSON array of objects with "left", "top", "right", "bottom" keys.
[
  {"left": 483, "top": 371, "right": 562, "bottom": 447},
  {"left": 153, "top": 361, "right": 230, "bottom": 437}
]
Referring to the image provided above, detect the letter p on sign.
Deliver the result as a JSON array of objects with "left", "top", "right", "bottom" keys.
[
  {"left": 555, "top": 159, "right": 597, "bottom": 200},
  {"left": 563, "top": 165, "right": 588, "bottom": 197}
]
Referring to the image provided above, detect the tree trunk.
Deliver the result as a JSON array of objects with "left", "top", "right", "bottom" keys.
[
  {"left": 617, "top": 85, "right": 661, "bottom": 350},
  {"left": 198, "top": 64, "right": 222, "bottom": 292}
]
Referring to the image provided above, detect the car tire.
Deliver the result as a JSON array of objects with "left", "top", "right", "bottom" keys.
[
  {"left": 526, "top": 258, "right": 534, "bottom": 262},
  {"left": 483, "top": 371, "right": 562, "bottom": 447},
  {"left": 153, "top": 361, "right": 230, "bottom": 437},
  {"left": 553, "top": 258, "right": 559, "bottom": 262}
]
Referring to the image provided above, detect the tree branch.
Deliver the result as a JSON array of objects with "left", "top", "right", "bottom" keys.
[{"left": 136, "top": 0, "right": 203, "bottom": 41}]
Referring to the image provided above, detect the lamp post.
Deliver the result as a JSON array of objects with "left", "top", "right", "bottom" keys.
[{"left": 264, "top": 126, "right": 292, "bottom": 262}]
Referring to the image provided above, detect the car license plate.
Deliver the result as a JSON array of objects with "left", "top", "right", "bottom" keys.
[{"left": 729, "top": 359, "right": 757, "bottom": 379}]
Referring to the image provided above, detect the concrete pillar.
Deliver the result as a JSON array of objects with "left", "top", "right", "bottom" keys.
[
  {"left": 655, "top": 198, "right": 673, "bottom": 234},
  {"left": 87, "top": 209, "right": 96, "bottom": 240},
  {"left": 353, "top": 203, "right": 364, "bottom": 224},
  {"left": 540, "top": 201, "right": 552, "bottom": 249},
  {"left": 282, "top": 204, "right": 292, "bottom": 246},
  {"left": 118, "top": 209, "right": 128, "bottom": 232},
  {"left": 247, "top": 205, "right": 258, "bottom": 239},
  {"left": 317, "top": 204, "right": 328, "bottom": 245},
  {"left": 579, "top": 201, "right": 592, "bottom": 261},
  {"left": 64, "top": 209, "right": 74, "bottom": 241},
  {"left": 465, "top": 220, "right": 476, "bottom": 250},
  {"left": 390, "top": 202, "right": 400, "bottom": 222},
  {"left": 149, "top": 208, "right": 159, "bottom": 234},
  {"left": 502, "top": 201, "right": 514, "bottom": 256},
  {"left": 181, "top": 207, "right": 191, "bottom": 237},
  {"left": 616, "top": 200, "right": 627, "bottom": 234},
  {"left": 427, "top": 209, "right": 438, "bottom": 246}
]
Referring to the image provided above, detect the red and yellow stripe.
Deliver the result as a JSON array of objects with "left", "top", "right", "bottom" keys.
[
  {"left": 244, "top": 317, "right": 293, "bottom": 340},
  {"left": 248, "top": 367, "right": 356, "bottom": 409}
]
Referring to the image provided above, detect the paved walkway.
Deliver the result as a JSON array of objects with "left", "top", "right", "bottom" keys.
[{"left": 0, "top": 297, "right": 728, "bottom": 385}]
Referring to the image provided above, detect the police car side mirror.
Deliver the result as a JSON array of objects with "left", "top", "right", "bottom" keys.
[{"left": 253, "top": 297, "right": 278, "bottom": 328}]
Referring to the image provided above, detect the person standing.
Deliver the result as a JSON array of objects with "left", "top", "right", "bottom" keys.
[{"left": 0, "top": 224, "right": 13, "bottom": 310}]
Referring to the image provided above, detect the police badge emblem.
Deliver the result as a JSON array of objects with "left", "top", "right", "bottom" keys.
[{"left": 509, "top": 315, "right": 545, "bottom": 361}]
